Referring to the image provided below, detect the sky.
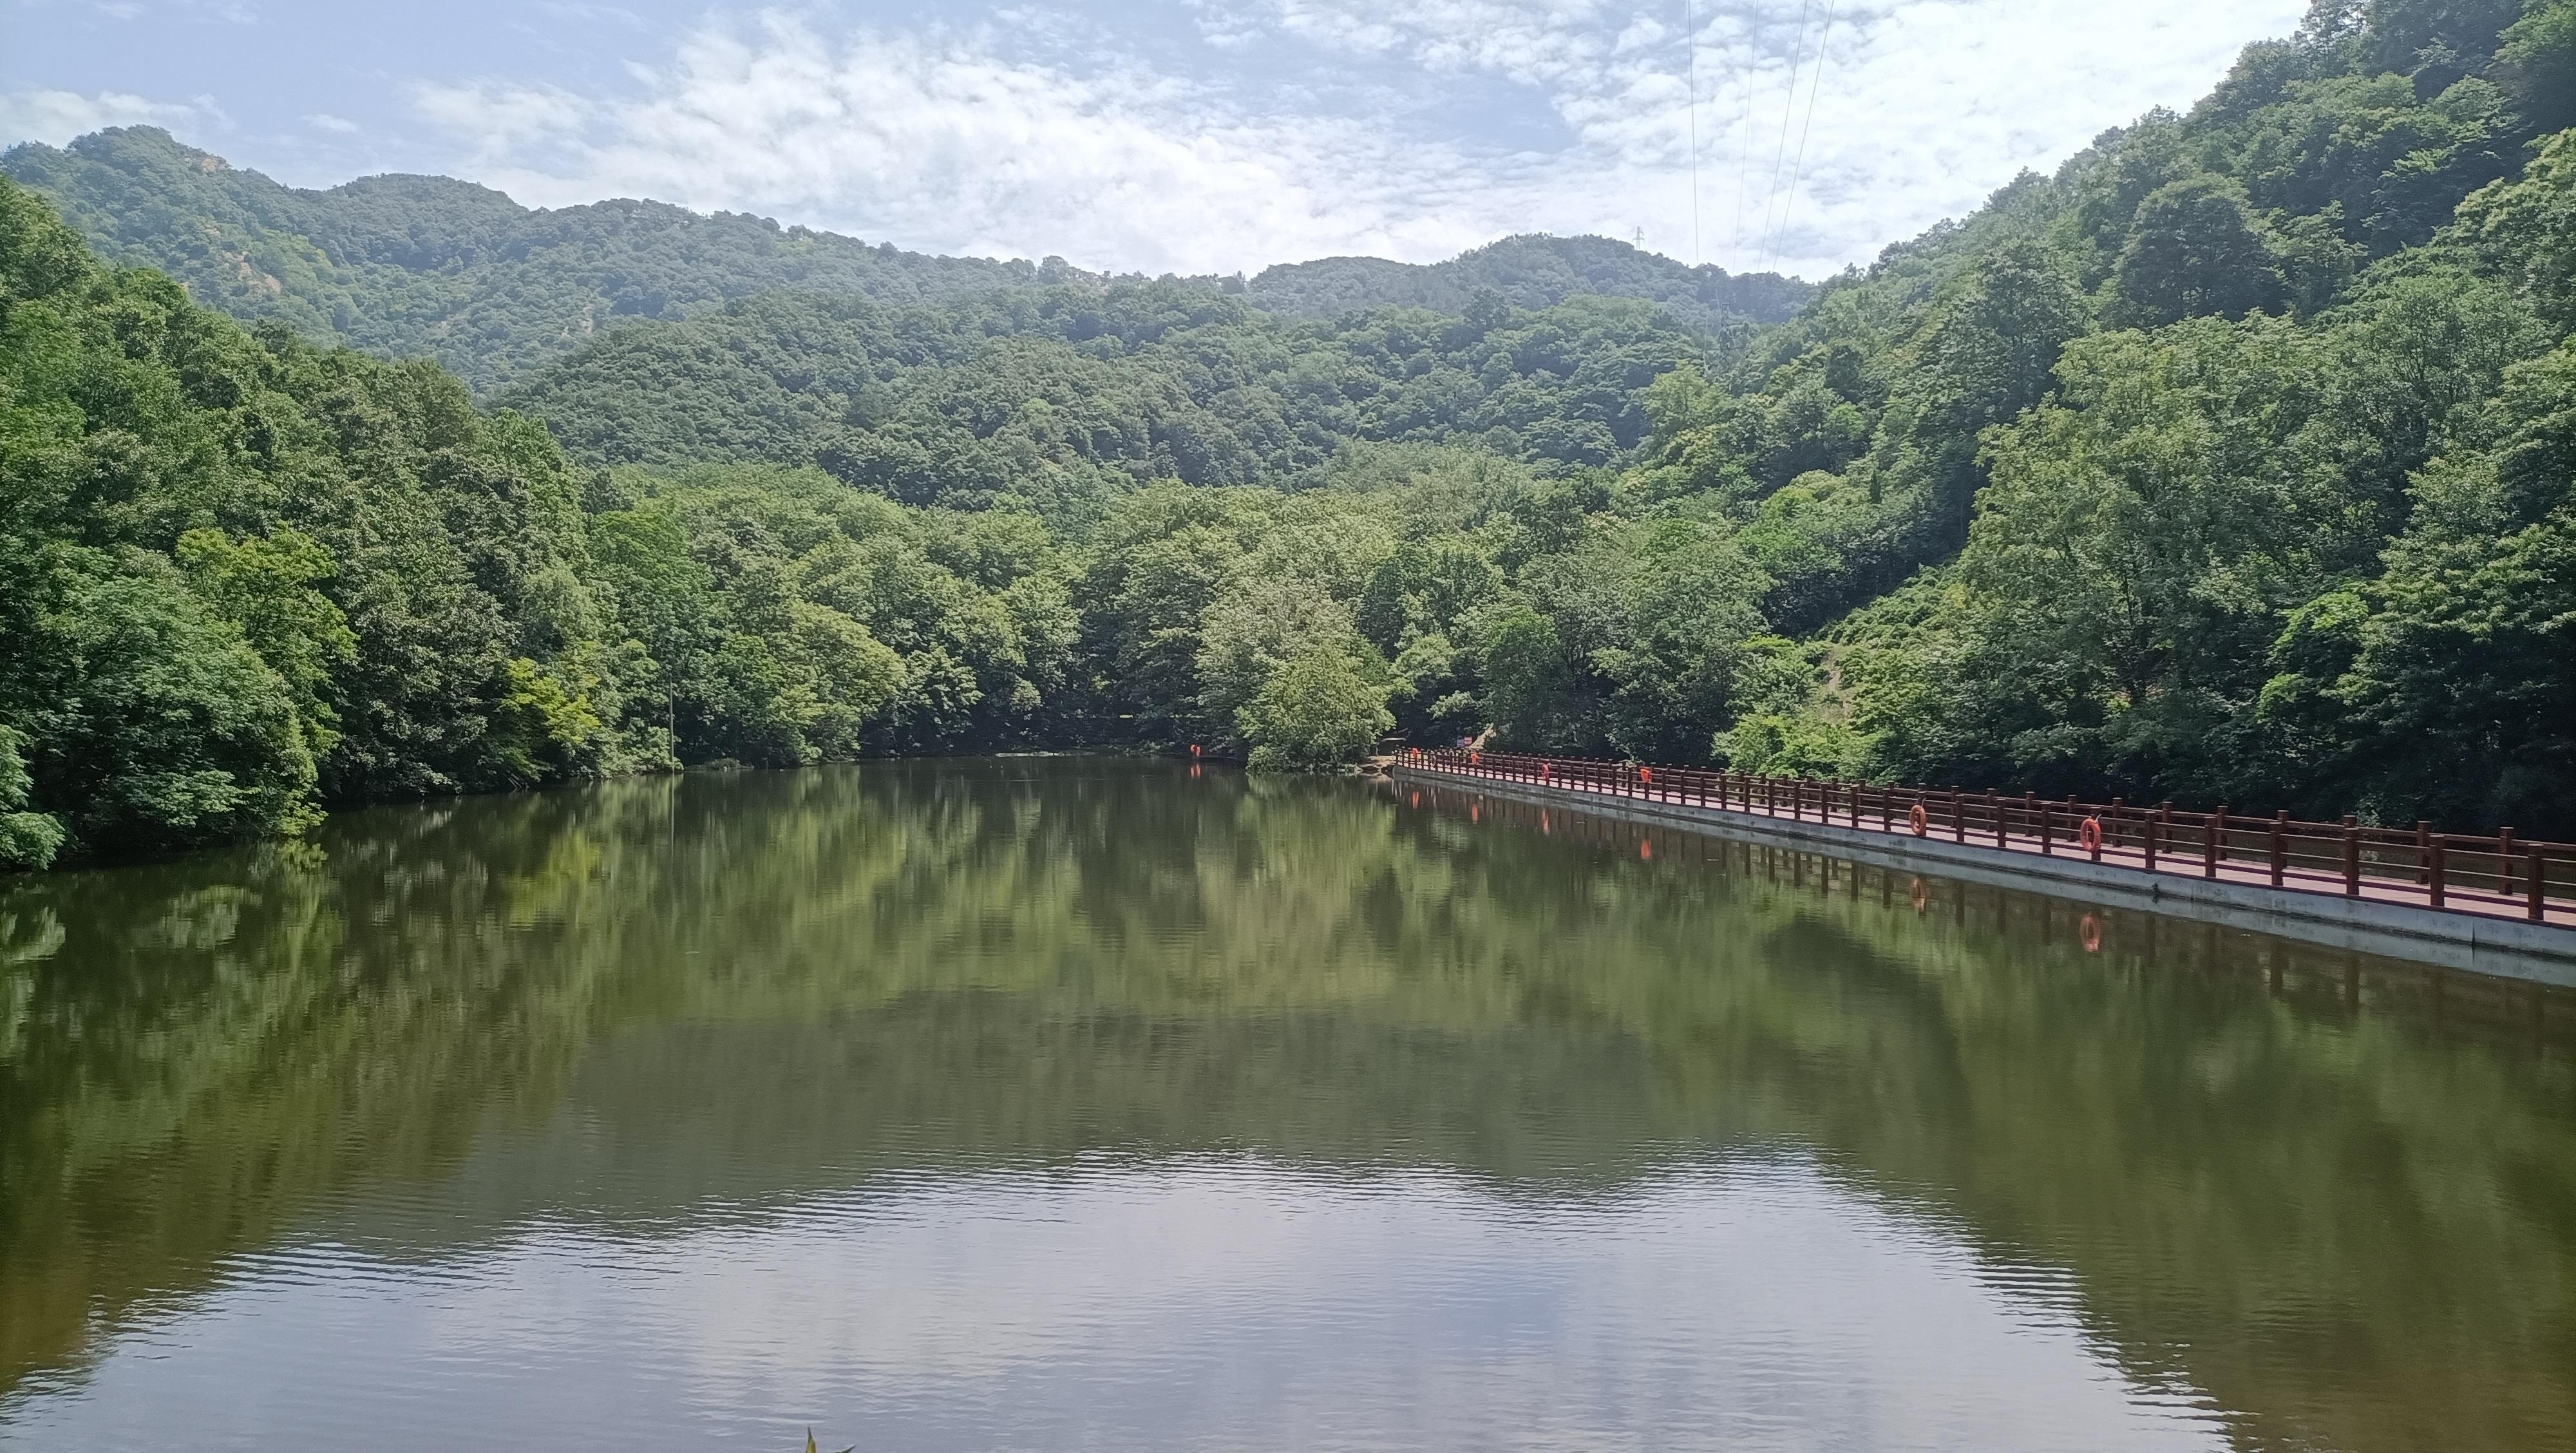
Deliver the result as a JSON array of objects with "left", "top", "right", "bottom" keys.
[{"left": 0, "top": 0, "right": 2307, "bottom": 280}]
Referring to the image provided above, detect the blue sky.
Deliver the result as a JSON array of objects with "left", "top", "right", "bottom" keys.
[{"left": 1, "top": 0, "right": 2306, "bottom": 278}]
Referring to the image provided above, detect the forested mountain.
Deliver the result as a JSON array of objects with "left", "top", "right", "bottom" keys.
[
  {"left": 0, "top": 128, "right": 1808, "bottom": 395},
  {"left": 2, "top": 0, "right": 2571, "bottom": 874},
  {"left": 0, "top": 126, "right": 1097, "bottom": 394},
  {"left": 498, "top": 285, "right": 1719, "bottom": 504},
  {"left": 1662, "top": 0, "right": 2576, "bottom": 831},
  {"left": 1244, "top": 234, "right": 1812, "bottom": 330}
]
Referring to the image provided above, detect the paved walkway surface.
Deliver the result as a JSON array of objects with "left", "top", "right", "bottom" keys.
[{"left": 1405, "top": 764, "right": 2575, "bottom": 931}]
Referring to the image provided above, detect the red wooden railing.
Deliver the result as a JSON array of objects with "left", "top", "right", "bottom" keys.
[{"left": 1408, "top": 749, "right": 2575, "bottom": 927}]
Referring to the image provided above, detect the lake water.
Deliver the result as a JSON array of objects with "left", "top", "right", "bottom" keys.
[{"left": 1, "top": 759, "right": 2571, "bottom": 1452}]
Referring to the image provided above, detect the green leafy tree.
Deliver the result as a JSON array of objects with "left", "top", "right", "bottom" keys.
[
  {"left": 1475, "top": 605, "right": 1587, "bottom": 750},
  {"left": 175, "top": 527, "right": 357, "bottom": 756},
  {"left": 21, "top": 562, "right": 319, "bottom": 858},
  {"left": 2494, "top": 0, "right": 2576, "bottom": 134},
  {"left": 1236, "top": 641, "right": 1396, "bottom": 771},
  {"left": 2108, "top": 176, "right": 2287, "bottom": 327},
  {"left": 0, "top": 727, "right": 66, "bottom": 869},
  {"left": 2263, "top": 342, "right": 2576, "bottom": 826}
]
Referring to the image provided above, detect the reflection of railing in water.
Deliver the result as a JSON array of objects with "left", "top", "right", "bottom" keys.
[
  {"left": 1396, "top": 771, "right": 2576, "bottom": 1040},
  {"left": 1405, "top": 750, "right": 2576, "bottom": 931}
]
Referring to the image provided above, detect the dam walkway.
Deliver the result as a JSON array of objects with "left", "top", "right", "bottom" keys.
[{"left": 1394, "top": 749, "right": 2576, "bottom": 980}]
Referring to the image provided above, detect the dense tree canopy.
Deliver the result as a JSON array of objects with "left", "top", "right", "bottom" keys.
[
  {"left": 1244, "top": 233, "right": 1813, "bottom": 331},
  {"left": 1810, "top": 123, "right": 2576, "bottom": 830},
  {"left": 498, "top": 283, "right": 1728, "bottom": 512}
]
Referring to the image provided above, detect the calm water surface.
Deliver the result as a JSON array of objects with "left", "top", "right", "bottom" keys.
[{"left": 1, "top": 759, "right": 2571, "bottom": 1451}]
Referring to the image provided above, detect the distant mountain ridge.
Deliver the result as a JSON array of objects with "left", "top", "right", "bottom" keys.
[
  {"left": 1247, "top": 237, "right": 1812, "bottom": 332},
  {"left": 0, "top": 127, "right": 1092, "bottom": 392},
  {"left": 0, "top": 127, "right": 1813, "bottom": 394}
]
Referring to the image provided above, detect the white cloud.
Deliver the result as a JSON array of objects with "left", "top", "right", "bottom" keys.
[
  {"left": 402, "top": 0, "right": 2305, "bottom": 279},
  {"left": 305, "top": 111, "right": 359, "bottom": 133},
  {"left": 410, "top": 78, "right": 592, "bottom": 153},
  {"left": 536, "top": 1, "right": 648, "bottom": 23},
  {"left": 0, "top": 88, "right": 202, "bottom": 147},
  {"left": 1216, "top": 0, "right": 2309, "bottom": 271},
  {"left": 411, "top": 14, "right": 1489, "bottom": 275}
]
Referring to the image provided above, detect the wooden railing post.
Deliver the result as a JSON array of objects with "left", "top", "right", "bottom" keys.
[
  {"left": 1992, "top": 791, "right": 2005, "bottom": 848},
  {"left": 1951, "top": 787, "right": 1965, "bottom": 844},
  {"left": 2415, "top": 821, "right": 2432, "bottom": 884},
  {"left": 2429, "top": 835, "right": 2447, "bottom": 909},
  {"left": 2342, "top": 816, "right": 2360, "bottom": 898},
  {"left": 2530, "top": 846, "right": 2547, "bottom": 923},
  {"left": 2206, "top": 806, "right": 2224, "bottom": 879},
  {"left": 2041, "top": 798, "right": 2054, "bottom": 855},
  {"left": 2270, "top": 812, "right": 2287, "bottom": 888}
]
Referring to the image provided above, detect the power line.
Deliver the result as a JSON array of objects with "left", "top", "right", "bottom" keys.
[
  {"left": 1757, "top": 0, "right": 1819, "bottom": 272},
  {"left": 1686, "top": 0, "right": 1701, "bottom": 266},
  {"left": 1766, "top": 0, "right": 1839, "bottom": 269},
  {"left": 1731, "top": 38, "right": 1759, "bottom": 254}
]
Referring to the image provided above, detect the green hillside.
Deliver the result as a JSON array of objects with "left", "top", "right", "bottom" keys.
[
  {"left": 497, "top": 285, "right": 1721, "bottom": 502},
  {"left": 0, "top": 127, "right": 1110, "bottom": 394},
  {"left": 1244, "top": 233, "right": 1813, "bottom": 329},
  {"left": 0, "top": 127, "right": 1809, "bottom": 395},
  {"left": 1656, "top": 0, "right": 2576, "bottom": 827}
]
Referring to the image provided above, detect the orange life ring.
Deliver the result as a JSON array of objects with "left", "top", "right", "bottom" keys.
[
  {"left": 2079, "top": 816, "right": 2103, "bottom": 853},
  {"left": 1908, "top": 802, "right": 1929, "bottom": 836},
  {"left": 1640, "top": 766, "right": 1653, "bottom": 784},
  {"left": 2079, "top": 913, "right": 2103, "bottom": 953},
  {"left": 1470, "top": 750, "right": 1481, "bottom": 766}
]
